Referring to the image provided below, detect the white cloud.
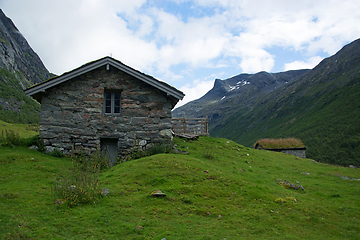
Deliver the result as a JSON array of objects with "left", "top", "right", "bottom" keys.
[
  {"left": 1, "top": 0, "right": 360, "bottom": 106},
  {"left": 283, "top": 56, "right": 323, "bottom": 71},
  {"left": 175, "top": 79, "right": 214, "bottom": 108},
  {"left": 152, "top": 8, "right": 229, "bottom": 70},
  {"left": 0, "top": 0, "right": 156, "bottom": 75}
]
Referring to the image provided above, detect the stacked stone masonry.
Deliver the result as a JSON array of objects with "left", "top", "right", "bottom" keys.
[
  {"left": 280, "top": 149, "right": 306, "bottom": 158},
  {"left": 40, "top": 67, "right": 176, "bottom": 156},
  {"left": 255, "top": 145, "right": 306, "bottom": 158}
]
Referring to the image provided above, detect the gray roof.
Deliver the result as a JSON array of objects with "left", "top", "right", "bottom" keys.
[{"left": 24, "top": 56, "right": 185, "bottom": 102}]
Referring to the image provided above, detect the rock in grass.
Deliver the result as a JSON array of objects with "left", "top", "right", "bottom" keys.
[
  {"left": 54, "top": 199, "right": 66, "bottom": 205},
  {"left": 151, "top": 190, "right": 166, "bottom": 197},
  {"left": 275, "top": 197, "right": 297, "bottom": 203},
  {"left": 29, "top": 145, "right": 38, "bottom": 151},
  {"left": 277, "top": 179, "right": 304, "bottom": 190},
  {"left": 101, "top": 188, "right": 110, "bottom": 196}
]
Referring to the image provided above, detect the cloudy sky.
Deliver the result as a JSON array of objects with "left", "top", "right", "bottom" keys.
[{"left": 1, "top": 0, "right": 360, "bottom": 107}]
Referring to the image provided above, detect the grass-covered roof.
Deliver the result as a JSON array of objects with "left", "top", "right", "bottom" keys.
[{"left": 255, "top": 138, "right": 305, "bottom": 149}]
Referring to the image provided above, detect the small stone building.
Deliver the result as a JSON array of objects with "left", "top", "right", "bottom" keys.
[
  {"left": 254, "top": 138, "right": 306, "bottom": 158},
  {"left": 25, "top": 57, "right": 184, "bottom": 164}
]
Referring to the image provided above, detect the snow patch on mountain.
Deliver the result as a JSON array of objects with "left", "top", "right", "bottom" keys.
[{"left": 229, "top": 80, "right": 250, "bottom": 91}]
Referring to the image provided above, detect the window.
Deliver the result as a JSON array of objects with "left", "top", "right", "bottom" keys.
[{"left": 103, "top": 91, "right": 121, "bottom": 115}]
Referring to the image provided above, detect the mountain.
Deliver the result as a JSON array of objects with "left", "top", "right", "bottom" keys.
[
  {"left": 173, "top": 38, "right": 360, "bottom": 167},
  {"left": 0, "top": 9, "right": 51, "bottom": 85},
  {"left": 173, "top": 69, "right": 309, "bottom": 124},
  {"left": 0, "top": 9, "right": 52, "bottom": 124}
]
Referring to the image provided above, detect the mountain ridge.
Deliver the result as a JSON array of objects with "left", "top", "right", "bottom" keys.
[
  {"left": 173, "top": 38, "right": 360, "bottom": 166},
  {"left": 173, "top": 68, "right": 310, "bottom": 127},
  {"left": 0, "top": 9, "right": 52, "bottom": 123},
  {"left": 0, "top": 9, "right": 52, "bottom": 86}
]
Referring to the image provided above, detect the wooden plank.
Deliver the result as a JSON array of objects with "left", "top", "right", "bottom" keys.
[
  {"left": 174, "top": 133, "right": 199, "bottom": 140},
  {"left": 171, "top": 117, "right": 209, "bottom": 136}
]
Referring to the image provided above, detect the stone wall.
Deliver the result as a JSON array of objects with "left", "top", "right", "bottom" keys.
[
  {"left": 279, "top": 149, "right": 306, "bottom": 158},
  {"left": 39, "top": 66, "right": 177, "bottom": 156},
  {"left": 255, "top": 145, "right": 306, "bottom": 158}
]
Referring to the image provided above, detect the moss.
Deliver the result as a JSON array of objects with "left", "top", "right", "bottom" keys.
[{"left": 0, "top": 36, "right": 10, "bottom": 45}]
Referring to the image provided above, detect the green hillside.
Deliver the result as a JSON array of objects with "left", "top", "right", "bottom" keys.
[
  {"left": 0, "top": 68, "right": 41, "bottom": 124},
  {"left": 212, "top": 74, "right": 360, "bottom": 167},
  {"left": 0, "top": 120, "right": 39, "bottom": 138},
  {"left": 1, "top": 136, "right": 359, "bottom": 239},
  {"left": 211, "top": 39, "right": 360, "bottom": 167}
]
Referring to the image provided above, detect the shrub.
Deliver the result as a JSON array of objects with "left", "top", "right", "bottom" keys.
[
  {"left": 52, "top": 151, "right": 104, "bottom": 207},
  {"left": 94, "top": 149, "right": 112, "bottom": 170},
  {"left": 147, "top": 140, "right": 173, "bottom": 155},
  {"left": 22, "top": 134, "right": 45, "bottom": 152},
  {"left": 49, "top": 148, "right": 65, "bottom": 158},
  {"left": 125, "top": 137, "right": 174, "bottom": 161},
  {"left": 0, "top": 130, "right": 20, "bottom": 147},
  {"left": 125, "top": 147, "right": 146, "bottom": 161},
  {"left": 203, "top": 148, "right": 215, "bottom": 160}
]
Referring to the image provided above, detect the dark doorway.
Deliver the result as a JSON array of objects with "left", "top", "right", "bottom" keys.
[{"left": 100, "top": 138, "right": 118, "bottom": 166}]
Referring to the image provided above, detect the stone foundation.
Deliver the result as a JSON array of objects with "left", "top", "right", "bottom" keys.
[
  {"left": 278, "top": 149, "right": 306, "bottom": 158},
  {"left": 255, "top": 145, "right": 306, "bottom": 158}
]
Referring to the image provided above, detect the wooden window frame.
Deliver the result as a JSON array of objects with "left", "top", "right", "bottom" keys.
[{"left": 103, "top": 90, "right": 122, "bottom": 116}]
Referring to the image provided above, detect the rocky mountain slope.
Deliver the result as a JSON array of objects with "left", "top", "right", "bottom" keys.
[
  {"left": 173, "top": 69, "right": 309, "bottom": 124},
  {"left": 0, "top": 9, "right": 51, "bottom": 86},
  {"left": 0, "top": 9, "right": 52, "bottom": 123},
  {"left": 174, "top": 38, "right": 360, "bottom": 167}
]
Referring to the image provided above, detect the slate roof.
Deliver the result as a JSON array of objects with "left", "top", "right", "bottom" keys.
[{"left": 24, "top": 56, "right": 185, "bottom": 102}]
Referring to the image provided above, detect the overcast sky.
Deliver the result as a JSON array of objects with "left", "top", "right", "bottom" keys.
[{"left": 1, "top": 0, "right": 360, "bottom": 108}]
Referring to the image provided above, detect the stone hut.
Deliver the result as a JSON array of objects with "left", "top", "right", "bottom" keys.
[
  {"left": 254, "top": 138, "right": 306, "bottom": 158},
  {"left": 24, "top": 56, "right": 184, "bottom": 164}
]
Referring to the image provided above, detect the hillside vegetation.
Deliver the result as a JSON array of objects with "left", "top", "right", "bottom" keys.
[
  {"left": 0, "top": 10, "right": 52, "bottom": 124},
  {"left": 0, "top": 120, "right": 39, "bottom": 138},
  {"left": 1, "top": 132, "right": 359, "bottom": 239},
  {"left": 211, "top": 46, "right": 360, "bottom": 167},
  {"left": 174, "top": 38, "right": 360, "bottom": 168},
  {"left": 0, "top": 68, "right": 41, "bottom": 124}
]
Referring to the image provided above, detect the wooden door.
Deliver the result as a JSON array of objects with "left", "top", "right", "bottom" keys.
[{"left": 101, "top": 139, "right": 118, "bottom": 166}]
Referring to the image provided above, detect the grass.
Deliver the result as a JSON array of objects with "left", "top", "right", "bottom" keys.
[
  {"left": 0, "top": 120, "right": 39, "bottom": 138},
  {"left": 0, "top": 68, "right": 40, "bottom": 124},
  {"left": 0, "top": 134, "right": 359, "bottom": 239}
]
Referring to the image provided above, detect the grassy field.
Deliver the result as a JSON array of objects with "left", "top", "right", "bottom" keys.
[
  {"left": 1, "top": 133, "right": 359, "bottom": 239},
  {"left": 0, "top": 120, "right": 39, "bottom": 138},
  {"left": 0, "top": 68, "right": 41, "bottom": 124}
]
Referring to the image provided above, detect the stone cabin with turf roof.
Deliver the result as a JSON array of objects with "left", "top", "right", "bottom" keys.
[
  {"left": 254, "top": 138, "right": 307, "bottom": 158},
  {"left": 24, "top": 56, "right": 184, "bottom": 165}
]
